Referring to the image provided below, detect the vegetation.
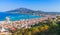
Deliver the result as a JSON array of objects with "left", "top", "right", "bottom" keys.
[{"left": 14, "top": 16, "right": 60, "bottom": 35}]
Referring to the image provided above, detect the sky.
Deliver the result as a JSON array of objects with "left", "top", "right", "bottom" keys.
[{"left": 0, "top": 0, "right": 60, "bottom": 12}]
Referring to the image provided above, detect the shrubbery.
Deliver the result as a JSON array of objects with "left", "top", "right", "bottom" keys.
[{"left": 14, "top": 17, "right": 60, "bottom": 35}]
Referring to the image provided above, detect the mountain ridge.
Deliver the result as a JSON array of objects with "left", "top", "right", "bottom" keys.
[{"left": 5, "top": 8, "right": 60, "bottom": 15}]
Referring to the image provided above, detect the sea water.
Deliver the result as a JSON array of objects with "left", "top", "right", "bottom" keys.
[{"left": 0, "top": 12, "right": 42, "bottom": 21}]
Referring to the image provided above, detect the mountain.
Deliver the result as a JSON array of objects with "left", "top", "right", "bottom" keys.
[
  {"left": 7, "top": 8, "right": 35, "bottom": 13},
  {"left": 6, "top": 8, "right": 60, "bottom": 15},
  {"left": 6, "top": 8, "right": 45, "bottom": 15}
]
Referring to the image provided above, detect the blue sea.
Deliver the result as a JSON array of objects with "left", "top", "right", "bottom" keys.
[{"left": 0, "top": 12, "right": 42, "bottom": 21}]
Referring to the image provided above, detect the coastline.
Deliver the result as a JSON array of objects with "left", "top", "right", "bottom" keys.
[
  {"left": 0, "top": 15, "right": 55, "bottom": 26},
  {"left": 0, "top": 15, "right": 55, "bottom": 24},
  {"left": 0, "top": 14, "right": 58, "bottom": 35},
  {"left": 0, "top": 15, "right": 56, "bottom": 35}
]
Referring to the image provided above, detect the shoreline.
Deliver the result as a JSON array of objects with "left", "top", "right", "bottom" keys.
[
  {"left": 0, "top": 15, "right": 55, "bottom": 26},
  {"left": 0, "top": 15, "right": 55, "bottom": 24},
  {"left": 0, "top": 15, "right": 56, "bottom": 33}
]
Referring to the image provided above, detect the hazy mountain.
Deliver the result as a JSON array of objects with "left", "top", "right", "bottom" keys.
[
  {"left": 7, "top": 8, "right": 35, "bottom": 13},
  {"left": 6, "top": 8, "right": 60, "bottom": 15}
]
